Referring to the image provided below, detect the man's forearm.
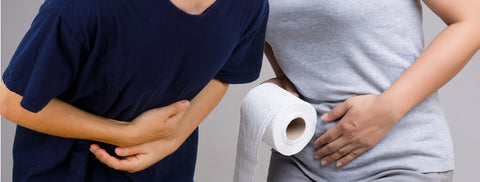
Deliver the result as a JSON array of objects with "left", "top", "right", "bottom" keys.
[
  {"left": 0, "top": 78, "right": 228, "bottom": 148},
  {"left": 171, "top": 79, "right": 229, "bottom": 144},
  {"left": 0, "top": 82, "right": 132, "bottom": 146}
]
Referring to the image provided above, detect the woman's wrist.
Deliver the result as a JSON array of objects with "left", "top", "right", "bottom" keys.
[{"left": 377, "top": 92, "right": 410, "bottom": 123}]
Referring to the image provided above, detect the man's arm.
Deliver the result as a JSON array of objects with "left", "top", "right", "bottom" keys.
[
  {"left": 90, "top": 79, "right": 229, "bottom": 173},
  {"left": 0, "top": 81, "right": 189, "bottom": 147}
]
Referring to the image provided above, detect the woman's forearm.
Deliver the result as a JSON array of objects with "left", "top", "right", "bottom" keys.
[
  {"left": 381, "top": 1, "right": 480, "bottom": 118},
  {"left": 0, "top": 82, "right": 132, "bottom": 146},
  {"left": 264, "top": 41, "right": 300, "bottom": 96},
  {"left": 265, "top": 41, "right": 286, "bottom": 77}
]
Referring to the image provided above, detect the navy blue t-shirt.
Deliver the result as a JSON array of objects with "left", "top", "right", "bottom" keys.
[{"left": 2, "top": 0, "right": 268, "bottom": 181}]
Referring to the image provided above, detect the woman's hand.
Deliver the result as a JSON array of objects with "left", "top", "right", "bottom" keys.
[
  {"left": 90, "top": 137, "right": 181, "bottom": 173},
  {"left": 263, "top": 75, "right": 299, "bottom": 97},
  {"left": 313, "top": 94, "right": 402, "bottom": 167}
]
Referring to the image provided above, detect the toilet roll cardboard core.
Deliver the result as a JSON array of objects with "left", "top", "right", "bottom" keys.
[{"left": 286, "top": 118, "right": 306, "bottom": 140}]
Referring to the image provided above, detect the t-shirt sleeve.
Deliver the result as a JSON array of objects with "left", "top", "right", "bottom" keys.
[
  {"left": 214, "top": 5, "right": 269, "bottom": 84},
  {"left": 2, "top": 3, "right": 87, "bottom": 113}
]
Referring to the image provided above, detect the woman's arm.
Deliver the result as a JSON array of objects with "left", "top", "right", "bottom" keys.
[
  {"left": 90, "top": 79, "right": 229, "bottom": 173},
  {"left": 265, "top": 41, "right": 285, "bottom": 77},
  {"left": 313, "top": 0, "right": 480, "bottom": 167},
  {"left": 264, "top": 42, "right": 299, "bottom": 96},
  {"left": 0, "top": 81, "right": 190, "bottom": 147},
  {"left": 383, "top": 0, "right": 480, "bottom": 115}
]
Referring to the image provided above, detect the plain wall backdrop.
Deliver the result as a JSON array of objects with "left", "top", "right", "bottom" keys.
[{"left": 2, "top": 1, "right": 479, "bottom": 182}]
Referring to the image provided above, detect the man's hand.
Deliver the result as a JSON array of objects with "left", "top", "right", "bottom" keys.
[
  {"left": 123, "top": 100, "right": 190, "bottom": 147},
  {"left": 313, "top": 95, "right": 402, "bottom": 167},
  {"left": 91, "top": 100, "right": 192, "bottom": 172},
  {"left": 90, "top": 138, "right": 179, "bottom": 173},
  {"left": 90, "top": 79, "right": 229, "bottom": 173}
]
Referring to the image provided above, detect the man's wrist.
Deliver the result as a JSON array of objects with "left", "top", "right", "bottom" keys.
[{"left": 98, "top": 119, "right": 138, "bottom": 147}]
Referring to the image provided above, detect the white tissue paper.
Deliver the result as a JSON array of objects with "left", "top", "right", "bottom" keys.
[{"left": 234, "top": 83, "right": 317, "bottom": 182}]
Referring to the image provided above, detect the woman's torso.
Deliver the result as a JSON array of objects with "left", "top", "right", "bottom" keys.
[{"left": 266, "top": 0, "right": 454, "bottom": 181}]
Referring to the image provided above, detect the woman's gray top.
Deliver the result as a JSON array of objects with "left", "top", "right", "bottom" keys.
[{"left": 266, "top": 0, "right": 454, "bottom": 181}]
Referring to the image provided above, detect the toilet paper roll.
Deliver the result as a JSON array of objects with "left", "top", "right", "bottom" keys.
[{"left": 234, "top": 83, "right": 317, "bottom": 182}]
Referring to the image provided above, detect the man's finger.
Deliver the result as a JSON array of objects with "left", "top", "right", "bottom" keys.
[
  {"left": 91, "top": 144, "right": 148, "bottom": 173},
  {"left": 90, "top": 144, "right": 122, "bottom": 168},
  {"left": 164, "top": 100, "right": 190, "bottom": 117},
  {"left": 116, "top": 143, "right": 145, "bottom": 157}
]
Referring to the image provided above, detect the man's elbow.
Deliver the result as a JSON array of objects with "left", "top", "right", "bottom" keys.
[
  {"left": 0, "top": 82, "right": 9, "bottom": 115},
  {"left": 0, "top": 82, "right": 22, "bottom": 120}
]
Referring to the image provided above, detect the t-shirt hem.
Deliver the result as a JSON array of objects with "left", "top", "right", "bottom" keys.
[
  {"left": 2, "top": 76, "right": 47, "bottom": 113},
  {"left": 215, "top": 72, "right": 260, "bottom": 84},
  {"left": 292, "top": 157, "right": 454, "bottom": 182}
]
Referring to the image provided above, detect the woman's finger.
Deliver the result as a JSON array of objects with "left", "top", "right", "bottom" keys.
[
  {"left": 314, "top": 135, "right": 348, "bottom": 159},
  {"left": 336, "top": 148, "right": 369, "bottom": 167},
  {"left": 321, "top": 98, "right": 354, "bottom": 122},
  {"left": 317, "top": 143, "right": 357, "bottom": 166},
  {"left": 313, "top": 119, "right": 349, "bottom": 147}
]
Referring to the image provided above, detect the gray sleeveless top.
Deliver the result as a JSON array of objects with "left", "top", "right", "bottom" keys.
[{"left": 266, "top": 0, "right": 454, "bottom": 181}]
